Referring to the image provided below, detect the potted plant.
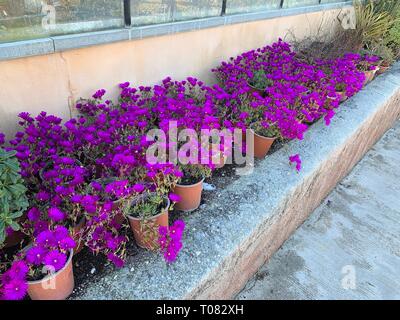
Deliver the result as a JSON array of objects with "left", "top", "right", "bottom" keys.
[
  {"left": 370, "top": 44, "right": 395, "bottom": 75},
  {"left": 247, "top": 69, "right": 273, "bottom": 97},
  {"left": 76, "top": 178, "right": 131, "bottom": 267},
  {"left": 22, "top": 154, "right": 89, "bottom": 256},
  {"left": 356, "top": 55, "right": 380, "bottom": 85},
  {"left": 249, "top": 121, "right": 280, "bottom": 159},
  {"left": 0, "top": 148, "right": 29, "bottom": 249},
  {"left": 333, "top": 83, "right": 348, "bottom": 102},
  {"left": 172, "top": 164, "right": 211, "bottom": 212},
  {"left": 0, "top": 226, "right": 76, "bottom": 300},
  {"left": 126, "top": 191, "right": 170, "bottom": 250}
]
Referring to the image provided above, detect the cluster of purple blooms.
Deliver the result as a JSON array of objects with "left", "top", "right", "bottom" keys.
[
  {"left": 158, "top": 220, "right": 185, "bottom": 263},
  {"left": 1, "top": 226, "right": 75, "bottom": 300},
  {"left": 0, "top": 40, "right": 379, "bottom": 300},
  {"left": 212, "top": 40, "right": 377, "bottom": 169}
]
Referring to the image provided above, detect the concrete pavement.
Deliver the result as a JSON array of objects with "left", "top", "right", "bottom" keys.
[{"left": 237, "top": 121, "right": 400, "bottom": 300}]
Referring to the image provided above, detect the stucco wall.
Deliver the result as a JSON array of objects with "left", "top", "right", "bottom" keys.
[{"left": 0, "top": 8, "right": 345, "bottom": 138}]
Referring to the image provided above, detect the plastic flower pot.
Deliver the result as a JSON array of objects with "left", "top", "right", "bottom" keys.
[
  {"left": 127, "top": 196, "right": 170, "bottom": 250},
  {"left": 71, "top": 217, "right": 85, "bottom": 255},
  {"left": 27, "top": 250, "right": 74, "bottom": 300},
  {"left": 173, "top": 178, "right": 205, "bottom": 212},
  {"left": 249, "top": 123, "right": 276, "bottom": 159}
]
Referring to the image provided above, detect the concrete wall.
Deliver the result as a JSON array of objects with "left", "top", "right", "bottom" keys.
[{"left": 0, "top": 8, "right": 344, "bottom": 138}]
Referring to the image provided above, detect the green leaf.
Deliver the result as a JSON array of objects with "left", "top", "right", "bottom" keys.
[
  {"left": 0, "top": 231, "right": 6, "bottom": 246},
  {"left": 10, "top": 221, "right": 20, "bottom": 232},
  {"left": 9, "top": 210, "right": 24, "bottom": 219}
]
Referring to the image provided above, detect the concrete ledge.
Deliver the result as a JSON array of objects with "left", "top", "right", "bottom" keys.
[
  {"left": 0, "top": 38, "right": 54, "bottom": 60},
  {"left": 52, "top": 29, "right": 130, "bottom": 52},
  {"left": 73, "top": 65, "right": 400, "bottom": 300},
  {"left": 0, "top": 2, "right": 350, "bottom": 61}
]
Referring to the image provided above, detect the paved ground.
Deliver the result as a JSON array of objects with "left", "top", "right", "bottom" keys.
[{"left": 237, "top": 121, "right": 400, "bottom": 300}]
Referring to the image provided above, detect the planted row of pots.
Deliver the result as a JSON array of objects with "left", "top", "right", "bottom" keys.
[{"left": 0, "top": 41, "right": 388, "bottom": 300}]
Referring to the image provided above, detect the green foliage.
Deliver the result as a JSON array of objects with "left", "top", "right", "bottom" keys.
[
  {"left": 0, "top": 148, "right": 28, "bottom": 246},
  {"left": 252, "top": 121, "right": 280, "bottom": 138},
  {"left": 355, "top": 0, "right": 396, "bottom": 46},
  {"left": 248, "top": 69, "right": 273, "bottom": 91},
  {"left": 179, "top": 164, "right": 211, "bottom": 185},
  {"left": 129, "top": 193, "right": 165, "bottom": 219},
  {"left": 386, "top": 18, "right": 400, "bottom": 56},
  {"left": 368, "top": 42, "right": 395, "bottom": 65}
]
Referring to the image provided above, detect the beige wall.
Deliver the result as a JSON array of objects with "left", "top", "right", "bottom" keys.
[{"left": 0, "top": 8, "right": 346, "bottom": 138}]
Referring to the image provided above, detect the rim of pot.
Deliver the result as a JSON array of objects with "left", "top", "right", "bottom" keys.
[
  {"left": 246, "top": 80, "right": 266, "bottom": 92},
  {"left": 249, "top": 122, "right": 277, "bottom": 140},
  {"left": 176, "top": 177, "right": 205, "bottom": 188},
  {"left": 27, "top": 249, "right": 74, "bottom": 285},
  {"left": 126, "top": 193, "right": 171, "bottom": 221}
]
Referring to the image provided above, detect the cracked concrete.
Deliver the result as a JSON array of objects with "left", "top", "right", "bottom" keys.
[{"left": 237, "top": 121, "right": 400, "bottom": 300}]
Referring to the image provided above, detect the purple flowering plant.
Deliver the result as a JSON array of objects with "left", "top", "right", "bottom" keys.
[
  {"left": 0, "top": 39, "right": 382, "bottom": 300},
  {"left": 158, "top": 220, "right": 185, "bottom": 263},
  {"left": 0, "top": 225, "right": 75, "bottom": 300}
]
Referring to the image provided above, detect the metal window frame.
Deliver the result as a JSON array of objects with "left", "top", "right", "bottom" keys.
[{"left": 0, "top": 1, "right": 352, "bottom": 61}]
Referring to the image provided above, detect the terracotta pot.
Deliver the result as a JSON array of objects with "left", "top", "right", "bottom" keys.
[
  {"left": 127, "top": 197, "right": 170, "bottom": 250},
  {"left": 336, "top": 91, "right": 348, "bottom": 103},
  {"left": 173, "top": 178, "right": 204, "bottom": 212},
  {"left": 377, "top": 65, "right": 389, "bottom": 75},
  {"left": 363, "top": 68, "right": 379, "bottom": 86},
  {"left": 93, "top": 196, "right": 128, "bottom": 224},
  {"left": 71, "top": 217, "right": 85, "bottom": 255},
  {"left": 28, "top": 250, "right": 74, "bottom": 300},
  {"left": 249, "top": 125, "right": 276, "bottom": 159}
]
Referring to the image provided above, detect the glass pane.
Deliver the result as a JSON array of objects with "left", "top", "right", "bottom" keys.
[
  {"left": 131, "top": 0, "right": 223, "bottom": 26},
  {"left": 282, "top": 0, "right": 320, "bottom": 8},
  {"left": 226, "top": 0, "right": 281, "bottom": 14},
  {"left": 0, "top": 0, "right": 124, "bottom": 44}
]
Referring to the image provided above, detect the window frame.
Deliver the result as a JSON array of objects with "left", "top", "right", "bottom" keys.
[{"left": 0, "top": 1, "right": 352, "bottom": 61}]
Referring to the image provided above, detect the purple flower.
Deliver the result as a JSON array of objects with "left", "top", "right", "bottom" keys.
[
  {"left": 107, "top": 253, "right": 124, "bottom": 268},
  {"left": 43, "top": 250, "right": 67, "bottom": 272},
  {"left": 1, "top": 279, "right": 28, "bottom": 300},
  {"left": 27, "top": 207, "right": 41, "bottom": 221},
  {"left": 169, "top": 193, "right": 181, "bottom": 203},
  {"left": 132, "top": 183, "right": 145, "bottom": 193},
  {"left": 35, "top": 190, "right": 50, "bottom": 202},
  {"left": 36, "top": 230, "right": 56, "bottom": 247},
  {"left": 26, "top": 246, "right": 47, "bottom": 266},
  {"left": 53, "top": 225, "right": 69, "bottom": 240},
  {"left": 158, "top": 220, "right": 185, "bottom": 263},
  {"left": 289, "top": 154, "right": 302, "bottom": 172},
  {"left": 92, "top": 89, "right": 106, "bottom": 100},
  {"left": 59, "top": 237, "right": 76, "bottom": 251},
  {"left": 33, "top": 220, "right": 49, "bottom": 236},
  {"left": 48, "top": 207, "right": 66, "bottom": 222},
  {"left": 9, "top": 261, "right": 29, "bottom": 279}
]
